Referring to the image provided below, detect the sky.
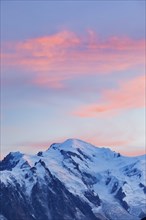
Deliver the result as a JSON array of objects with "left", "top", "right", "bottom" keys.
[{"left": 1, "top": 0, "right": 145, "bottom": 158}]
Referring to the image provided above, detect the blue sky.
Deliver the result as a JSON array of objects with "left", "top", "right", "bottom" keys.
[{"left": 1, "top": 0, "right": 145, "bottom": 157}]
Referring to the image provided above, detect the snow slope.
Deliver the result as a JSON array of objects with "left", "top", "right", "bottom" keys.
[{"left": 0, "top": 139, "right": 146, "bottom": 220}]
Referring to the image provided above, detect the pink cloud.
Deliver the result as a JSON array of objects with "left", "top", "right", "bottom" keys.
[
  {"left": 74, "top": 74, "right": 145, "bottom": 117},
  {"left": 1, "top": 30, "right": 145, "bottom": 89}
]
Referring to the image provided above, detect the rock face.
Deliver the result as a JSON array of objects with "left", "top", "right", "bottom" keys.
[{"left": 0, "top": 139, "right": 146, "bottom": 220}]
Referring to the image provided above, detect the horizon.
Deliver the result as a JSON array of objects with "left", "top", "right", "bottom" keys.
[
  {"left": 1, "top": 1, "right": 145, "bottom": 158},
  {"left": 1, "top": 138, "right": 145, "bottom": 160}
]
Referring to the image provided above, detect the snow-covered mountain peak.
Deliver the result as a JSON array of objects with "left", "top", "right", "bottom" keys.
[
  {"left": 0, "top": 151, "right": 24, "bottom": 171},
  {"left": 0, "top": 139, "right": 146, "bottom": 220},
  {"left": 47, "top": 138, "right": 120, "bottom": 159},
  {"left": 5, "top": 151, "right": 23, "bottom": 160},
  {"left": 48, "top": 138, "right": 94, "bottom": 151}
]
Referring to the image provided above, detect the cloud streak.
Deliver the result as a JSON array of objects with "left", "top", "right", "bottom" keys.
[
  {"left": 2, "top": 30, "right": 145, "bottom": 89},
  {"left": 74, "top": 74, "right": 145, "bottom": 117}
]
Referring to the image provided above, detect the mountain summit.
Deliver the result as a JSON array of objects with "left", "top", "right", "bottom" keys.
[{"left": 0, "top": 139, "right": 146, "bottom": 220}]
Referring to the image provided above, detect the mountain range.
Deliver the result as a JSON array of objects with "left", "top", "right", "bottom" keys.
[{"left": 0, "top": 139, "right": 146, "bottom": 220}]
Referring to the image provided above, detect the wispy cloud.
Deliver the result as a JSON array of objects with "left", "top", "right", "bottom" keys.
[
  {"left": 2, "top": 30, "right": 145, "bottom": 89},
  {"left": 74, "top": 74, "right": 145, "bottom": 117}
]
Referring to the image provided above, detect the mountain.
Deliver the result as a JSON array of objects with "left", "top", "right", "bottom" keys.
[{"left": 0, "top": 139, "right": 146, "bottom": 220}]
